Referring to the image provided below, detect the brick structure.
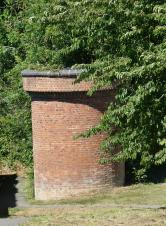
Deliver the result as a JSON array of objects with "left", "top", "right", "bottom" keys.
[{"left": 22, "top": 69, "right": 124, "bottom": 200}]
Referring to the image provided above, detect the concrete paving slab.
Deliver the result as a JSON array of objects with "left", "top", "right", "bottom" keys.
[{"left": 0, "top": 217, "right": 28, "bottom": 226}]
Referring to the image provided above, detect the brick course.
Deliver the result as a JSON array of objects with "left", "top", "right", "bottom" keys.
[{"left": 22, "top": 70, "right": 124, "bottom": 200}]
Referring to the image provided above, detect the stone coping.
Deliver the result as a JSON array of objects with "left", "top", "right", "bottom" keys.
[
  {"left": 22, "top": 69, "right": 84, "bottom": 78},
  {"left": 22, "top": 68, "right": 111, "bottom": 93},
  {"left": 22, "top": 69, "right": 93, "bottom": 92}
]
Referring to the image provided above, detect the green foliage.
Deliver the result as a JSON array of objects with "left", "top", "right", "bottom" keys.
[
  {"left": 0, "top": 0, "right": 32, "bottom": 167},
  {"left": 0, "top": 0, "right": 165, "bottom": 180},
  {"left": 23, "top": 168, "right": 34, "bottom": 200}
]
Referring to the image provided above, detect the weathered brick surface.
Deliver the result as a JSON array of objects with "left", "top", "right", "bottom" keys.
[
  {"left": 22, "top": 72, "right": 124, "bottom": 200},
  {"left": 23, "top": 77, "right": 93, "bottom": 92}
]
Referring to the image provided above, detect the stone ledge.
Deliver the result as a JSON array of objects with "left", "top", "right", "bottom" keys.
[
  {"left": 22, "top": 69, "right": 84, "bottom": 78},
  {"left": 22, "top": 69, "right": 92, "bottom": 93}
]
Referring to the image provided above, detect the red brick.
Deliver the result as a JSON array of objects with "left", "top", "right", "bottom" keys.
[{"left": 22, "top": 71, "right": 124, "bottom": 200}]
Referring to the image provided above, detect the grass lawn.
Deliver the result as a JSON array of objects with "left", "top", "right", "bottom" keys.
[
  {"left": 28, "top": 183, "right": 166, "bottom": 206},
  {"left": 9, "top": 183, "right": 166, "bottom": 226},
  {"left": 15, "top": 206, "right": 166, "bottom": 226}
]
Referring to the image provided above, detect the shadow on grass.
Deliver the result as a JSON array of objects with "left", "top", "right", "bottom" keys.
[
  {"left": 125, "top": 161, "right": 166, "bottom": 185},
  {"left": 146, "top": 164, "right": 166, "bottom": 184}
]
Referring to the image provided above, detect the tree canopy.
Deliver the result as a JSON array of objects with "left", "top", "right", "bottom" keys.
[{"left": 0, "top": 0, "right": 165, "bottom": 180}]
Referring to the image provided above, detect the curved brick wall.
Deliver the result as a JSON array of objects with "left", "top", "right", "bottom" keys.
[{"left": 22, "top": 70, "right": 124, "bottom": 200}]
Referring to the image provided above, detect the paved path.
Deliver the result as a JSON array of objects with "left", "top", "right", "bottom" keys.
[
  {"left": 16, "top": 203, "right": 166, "bottom": 210},
  {"left": 15, "top": 177, "right": 30, "bottom": 208},
  {"left": 0, "top": 217, "right": 28, "bottom": 226}
]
